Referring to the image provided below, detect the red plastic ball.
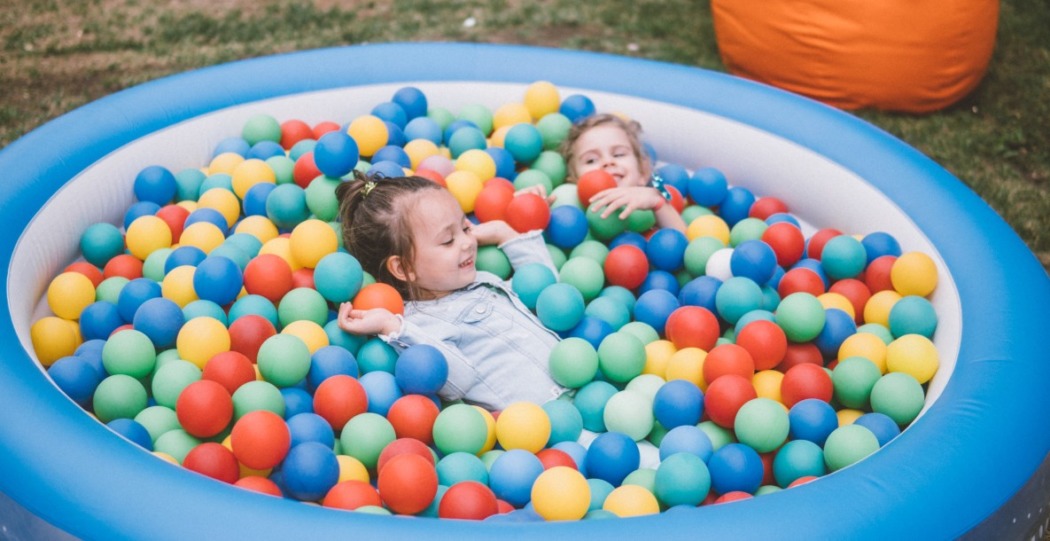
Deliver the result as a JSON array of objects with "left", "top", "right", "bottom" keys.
[
  {"left": 863, "top": 255, "right": 897, "bottom": 293},
  {"left": 828, "top": 278, "right": 872, "bottom": 324},
  {"left": 176, "top": 380, "right": 234, "bottom": 438},
  {"left": 228, "top": 314, "right": 277, "bottom": 363},
  {"left": 156, "top": 204, "right": 190, "bottom": 243},
  {"left": 777, "top": 267, "right": 826, "bottom": 298},
  {"left": 788, "top": 475, "right": 819, "bottom": 488},
  {"left": 292, "top": 267, "right": 315, "bottom": 290},
  {"left": 505, "top": 192, "right": 551, "bottom": 233},
  {"left": 292, "top": 151, "right": 323, "bottom": 189},
  {"left": 202, "top": 351, "right": 257, "bottom": 394},
  {"left": 313, "top": 375, "right": 369, "bottom": 431},
  {"left": 776, "top": 342, "right": 824, "bottom": 372},
  {"left": 761, "top": 222, "right": 806, "bottom": 268},
  {"left": 665, "top": 306, "right": 721, "bottom": 351},
  {"left": 536, "top": 448, "right": 577, "bottom": 470},
  {"left": 438, "top": 481, "right": 499, "bottom": 520},
  {"left": 806, "top": 228, "right": 844, "bottom": 260},
  {"left": 604, "top": 244, "right": 649, "bottom": 290},
  {"left": 280, "top": 119, "right": 315, "bottom": 150},
  {"left": 64, "top": 261, "right": 104, "bottom": 288},
  {"left": 703, "top": 343, "right": 756, "bottom": 385},
  {"left": 780, "top": 363, "right": 834, "bottom": 408},
  {"left": 714, "top": 491, "right": 754, "bottom": 504},
  {"left": 102, "top": 254, "right": 144, "bottom": 281},
  {"left": 312, "top": 121, "right": 341, "bottom": 140},
  {"left": 748, "top": 197, "right": 789, "bottom": 220},
  {"left": 473, "top": 184, "right": 515, "bottom": 223},
  {"left": 376, "top": 438, "right": 435, "bottom": 474},
  {"left": 496, "top": 499, "right": 514, "bottom": 515},
  {"left": 734, "top": 320, "right": 788, "bottom": 371},
  {"left": 353, "top": 282, "right": 405, "bottom": 316},
  {"left": 234, "top": 475, "right": 283, "bottom": 497},
  {"left": 182, "top": 442, "right": 240, "bottom": 484},
  {"left": 761, "top": 451, "right": 776, "bottom": 486},
  {"left": 576, "top": 169, "right": 617, "bottom": 206},
  {"left": 377, "top": 453, "right": 439, "bottom": 515},
  {"left": 667, "top": 185, "right": 686, "bottom": 213},
  {"left": 243, "top": 254, "right": 294, "bottom": 304},
  {"left": 704, "top": 374, "right": 757, "bottom": 428},
  {"left": 415, "top": 168, "right": 447, "bottom": 187},
  {"left": 323, "top": 480, "right": 383, "bottom": 510},
  {"left": 230, "top": 410, "right": 291, "bottom": 470},
  {"left": 386, "top": 394, "right": 440, "bottom": 445}
]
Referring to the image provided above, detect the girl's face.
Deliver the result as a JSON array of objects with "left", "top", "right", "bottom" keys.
[
  {"left": 403, "top": 190, "right": 478, "bottom": 299},
  {"left": 571, "top": 123, "right": 649, "bottom": 187}
]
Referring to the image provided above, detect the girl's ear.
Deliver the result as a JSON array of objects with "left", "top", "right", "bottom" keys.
[{"left": 386, "top": 255, "right": 411, "bottom": 282}]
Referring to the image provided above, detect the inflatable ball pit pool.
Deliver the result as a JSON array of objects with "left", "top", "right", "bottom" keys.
[{"left": 1, "top": 43, "right": 1048, "bottom": 540}]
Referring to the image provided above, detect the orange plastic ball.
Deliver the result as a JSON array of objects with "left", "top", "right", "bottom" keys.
[
  {"left": 353, "top": 282, "right": 404, "bottom": 316},
  {"left": 230, "top": 410, "right": 291, "bottom": 470},
  {"left": 377, "top": 453, "right": 438, "bottom": 515}
]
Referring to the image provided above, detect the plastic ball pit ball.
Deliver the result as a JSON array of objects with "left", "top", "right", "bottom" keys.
[{"left": 4, "top": 43, "right": 1048, "bottom": 541}]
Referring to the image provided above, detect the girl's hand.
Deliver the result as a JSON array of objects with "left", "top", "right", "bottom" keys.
[
  {"left": 470, "top": 220, "right": 518, "bottom": 246},
  {"left": 337, "top": 302, "right": 401, "bottom": 336},
  {"left": 515, "top": 185, "right": 557, "bottom": 205},
  {"left": 590, "top": 186, "right": 664, "bottom": 219}
]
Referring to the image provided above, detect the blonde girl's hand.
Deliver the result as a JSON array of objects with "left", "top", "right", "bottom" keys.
[
  {"left": 337, "top": 302, "right": 401, "bottom": 336},
  {"left": 590, "top": 186, "right": 664, "bottom": 219},
  {"left": 514, "top": 184, "right": 557, "bottom": 206}
]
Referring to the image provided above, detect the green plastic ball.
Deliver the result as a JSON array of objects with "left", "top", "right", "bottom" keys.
[
  {"left": 151, "top": 359, "right": 203, "bottom": 409},
  {"left": 585, "top": 296, "right": 632, "bottom": 330},
  {"left": 699, "top": 421, "right": 735, "bottom": 452},
  {"left": 277, "top": 287, "right": 329, "bottom": 327},
  {"left": 257, "top": 334, "right": 312, "bottom": 388},
  {"left": 681, "top": 205, "right": 713, "bottom": 225},
  {"left": 621, "top": 467, "right": 657, "bottom": 492},
  {"left": 729, "top": 217, "right": 768, "bottom": 246},
  {"left": 154, "top": 429, "right": 201, "bottom": 463},
  {"left": 832, "top": 356, "right": 882, "bottom": 409},
  {"left": 602, "top": 390, "right": 654, "bottom": 441},
  {"left": 265, "top": 155, "right": 295, "bottom": 185},
  {"left": 559, "top": 257, "right": 605, "bottom": 302},
  {"left": 513, "top": 169, "right": 553, "bottom": 193},
  {"left": 102, "top": 329, "right": 157, "bottom": 379},
  {"left": 733, "top": 398, "right": 790, "bottom": 453},
  {"left": 476, "top": 245, "right": 512, "bottom": 279},
  {"left": 231, "top": 380, "right": 285, "bottom": 420},
  {"left": 142, "top": 248, "right": 172, "bottom": 282},
  {"left": 432, "top": 403, "right": 489, "bottom": 455},
  {"left": 618, "top": 321, "right": 659, "bottom": 345},
  {"left": 427, "top": 107, "right": 456, "bottom": 130},
  {"left": 550, "top": 183, "right": 581, "bottom": 209},
  {"left": 134, "top": 405, "right": 181, "bottom": 444},
  {"left": 339, "top": 412, "right": 396, "bottom": 469},
  {"left": 775, "top": 292, "right": 827, "bottom": 342},
  {"left": 305, "top": 176, "right": 341, "bottom": 222},
  {"left": 547, "top": 244, "right": 568, "bottom": 270},
  {"left": 715, "top": 276, "right": 765, "bottom": 325},
  {"left": 549, "top": 337, "right": 600, "bottom": 388},
  {"left": 95, "top": 276, "right": 129, "bottom": 305},
  {"left": 626, "top": 210, "right": 656, "bottom": 233},
  {"left": 241, "top": 114, "right": 282, "bottom": 146},
  {"left": 530, "top": 151, "right": 567, "bottom": 186},
  {"left": 821, "top": 235, "right": 867, "bottom": 280},
  {"left": 597, "top": 332, "right": 646, "bottom": 384},
  {"left": 456, "top": 104, "right": 494, "bottom": 135},
  {"left": 870, "top": 372, "right": 926, "bottom": 425},
  {"left": 654, "top": 452, "right": 711, "bottom": 507},
  {"left": 684, "top": 237, "right": 726, "bottom": 277},
  {"left": 536, "top": 112, "right": 572, "bottom": 150},
  {"left": 93, "top": 374, "right": 149, "bottom": 423},
  {"left": 857, "top": 323, "right": 895, "bottom": 344},
  {"left": 586, "top": 206, "right": 628, "bottom": 241},
  {"left": 569, "top": 240, "right": 610, "bottom": 265},
  {"left": 823, "top": 424, "right": 880, "bottom": 472}
]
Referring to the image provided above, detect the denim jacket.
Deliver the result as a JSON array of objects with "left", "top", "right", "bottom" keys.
[{"left": 381, "top": 231, "right": 567, "bottom": 411}]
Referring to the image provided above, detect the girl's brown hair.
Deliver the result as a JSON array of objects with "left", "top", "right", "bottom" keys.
[
  {"left": 335, "top": 172, "right": 445, "bottom": 300},
  {"left": 559, "top": 113, "right": 650, "bottom": 183}
]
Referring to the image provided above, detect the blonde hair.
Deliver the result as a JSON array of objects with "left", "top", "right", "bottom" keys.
[
  {"left": 335, "top": 171, "right": 445, "bottom": 300},
  {"left": 560, "top": 113, "right": 650, "bottom": 183}
]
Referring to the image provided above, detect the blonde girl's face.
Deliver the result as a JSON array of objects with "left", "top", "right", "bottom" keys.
[
  {"left": 571, "top": 123, "right": 649, "bottom": 187},
  {"left": 403, "top": 190, "right": 478, "bottom": 299}
]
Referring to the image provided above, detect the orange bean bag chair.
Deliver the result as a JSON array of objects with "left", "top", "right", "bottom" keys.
[{"left": 711, "top": 0, "right": 999, "bottom": 113}]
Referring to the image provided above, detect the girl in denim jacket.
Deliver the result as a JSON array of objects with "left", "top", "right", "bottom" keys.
[{"left": 335, "top": 174, "right": 566, "bottom": 412}]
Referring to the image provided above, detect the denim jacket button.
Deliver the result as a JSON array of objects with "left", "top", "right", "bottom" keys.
[{"left": 475, "top": 305, "right": 486, "bottom": 314}]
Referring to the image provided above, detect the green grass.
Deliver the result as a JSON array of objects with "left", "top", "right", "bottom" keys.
[{"left": 1, "top": 0, "right": 1046, "bottom": 268}]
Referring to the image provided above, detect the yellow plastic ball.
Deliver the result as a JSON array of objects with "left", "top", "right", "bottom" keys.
[
  {"left": 752, "top": 370, "right": 785, "bottom": 403},
  {"left": 489, "top": 125, "right": 511, "bottom": 149},
  {"left": 493, "top": 102, "right": 533, "bottom": 130},
  {"left": 31, "top": 316, "right": 81, "bottom": 367},
  {"left": 444, "top": 170, "right": 483, "bottom": 214},
  {"left": 531, "top": 466, "right": 590, "bottom": 521},
  {"left": 47, "top": 271, "right": 96, "bottom": 320},
  {"left": 176, "top": 316, "right": 231, "bottom": 369},
  {"left": 347, "top": 115, "right": 389, "bottom": 157},
  {"left": 176, "top": 201, "right": 198, "bottom": 213},
  {"left": 836, "top": 408, "right": 864, "bottom": 426},
  {"left": 886, "top": 334, "right": 939, "bottom": 384},
  {"left": 209, "top": 152, "right": 245, "bottom": 176},
  {"left": 863, "top": 290, "right": 902, "bottom": 328},
  {"left": 231, "top": 158, "right": 277, "bottom": 200},
  {"left": 289, "top": 219, "right": 338, "bottom": 269},
  {"left": 125, "top": 215, "right": 173, "bottom": 260},
  {"left": 403, "top": 139, "right": 441, "bottom": 170},
  {"left": 838, "top": 332, "right": 888, "bottom": 373},
  {"left": 337, "top": 454, "right": 371, "bottom": 484},
  {"left": 643, "top": 339, "right": 678, "bottom": 377},
  {"left": 495, "top": 401, "right": 551, "bottom": 453},
  {"left": 197, "top": 187, "right": 241, "bottom": 229},
  {"left": 473, "top": 406, "right": 498, "bottom": 455},
  {"left": 603, "top": 484, "right": 660, "bottom": 517},
  {"left": 234, "top": 215, "right": 280, "bottom": 244},
  {"left": 152, "top": 451, "right": 179, "bottom": 465},
  {"left": 891, "top": 251, "right": 938, "bottom": 297},
  {"left": 259, "top": 236, "right": 302, "bottom": 272},
  {"left": 455, "top": 149, "right": 497, "bottom": 182},
  {"left": 179, "top": 221, "right": 225, "bottom": 254},
  {"left": 686, "top": 215, "right": 731, "bottom": 244},
  {"left": 817, "top": 292, "right": 856, "bottom": 320},
  {"left": 281, "top": 320, "right": 330, "bottom": 354},
  {"left": 523, "top": 81, "right": 561, "bottom": 121},
  {"left": 664, "top": 347, "right": 707, "bottom": 391},
  {"left": 162, "top": 265, "right": 199, "bottom": 308}
]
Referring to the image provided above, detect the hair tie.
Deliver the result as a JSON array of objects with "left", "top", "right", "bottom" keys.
[{"left": 362, "top": 179, "right": 378, "bottom": 197}]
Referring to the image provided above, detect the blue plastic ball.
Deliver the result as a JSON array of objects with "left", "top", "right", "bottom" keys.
[
  {"left": 535, "top": 283, "right": 586, "bottom": 332},
  {"left": 106, "top": 418, "right": 154, "bottom": 450},
  {"left": 392, "top": 86, "right": 428, "bottom": 120},
  {"left": 212, "top": 137, "right": 250, "bottom": 157},
  {"left": 566, "top": 316, "right": 614, "bottom": 350},
  {"left": 248, "top": 140, "right": 286, "bottom": 161},
  {"left": 688, "top": 167, "right": 728, "bottom": 207},
  {"left": 543, "top": 399, "right": 584, "bottom": 445},
  {"left": 718, "top": 186, "right": 756, "bottom": 227},
  {"left": 765, "top": 212, "right": 801, "bottom": 228},
  {"left": 485, "top": 147, "right": 518, "bottom": 180},
  {"left": 79, "top": 301, "right": 124, "bottom": 341},
  {"left": 489, "top": 449, "right": 545, "bottom": 508},
  {"left": 281, "top": 441, "right": 340, "bottom": 501},
  {"left": 633, "top": 289, "right": 680, "bottom": 334},
  {"left": 133, "top": 297, "right": 186, "bottom": 349},
  {"left": 730, "top": 239, "right": 778, "bottom": 285},
  {"left": 655, "top": 164, "right": 691, "bottom": 199},
  {"left": 584, "top": 296, "right": 632, "bottom": 331},
  {"left": 552, "top": 441, "right": 588, "bottom": 474},
  {"left": 585, "top": 431, "right": 640, "bottom": 486},
  {"left": 559, "top": 94, "right": 596, "bottom": 123},
  {"left": 307, "top": 345, "right": 359, "bottom": 391},
  {"left": 287, "top": 412, "right": 336, "bottom": 449},
  {"left": 359, "top": 371, "right": 402, "bottom": 417},
  {"left": 853, "top": 412, "right": 901, "bottom": 447},
  {"left": 117, "top": 278, "right": 163, "bottom": 323},
  {"left": 504, "top": 124, "right": 544, "bottom": 164},
  {"left": 658, "top": 425, "right": 714, "bottom": 463},
  {"left": 653, "top": 380, "right": 705, "bottom": 429},
  {"left": 678, "top": 275, "right": 722, "bottom": 313},
  {"left": 123, "top": 201, "right": 161, "bottom": 230},
  {"left": 788, "top": 398, "right": 839, "bottom": 446},
  {"left": 646, "top": 229, "right": 689, "bottom": 272},
  {"left": 313, "top": 130, "right": 360, "bottom": 178},
  {"left": 547, "top": 206, "right": 589, "bottom": 249},
  {"left": 243, "top": 182, "right": 276, "bottom": 217},
  {"left": 48, "top": 355, "right": 103, "bottom": 407},
  {"left": 708, "top": 443, "right": 764, "bottom": 495},
  {"left": 192, "top": 255, "right": 243, "bottom": 306},
  {"left": 371, "top": 101, "right": 409, "bottom": 129},
  {"left": 367, "top": 160, "right": 406, "bottom": 179},
  {"left": 403, "top": 117, "right": 443, "bottom": 145},
  {"left": 792, "top": 258, "right": 831, "bottom": 289},
  {"left": 394, "top": 344, "right": 449, "bottom": 396},
  {"left": 639, "top": 269, "right": 681, "bottom": 297},
  {"left": 372, "top": 145, "right": 412, "bottom": 168},
  {"left": 134, "top": 165, "right": 177, "bottom": 205},
  {"left": 861, "top": 231, "right": 902, "bottom": 264},
  {"left": 511, "top": 263, "right": 557, "bottom": 310},
  {"left": 813, "top": 308, "right": 857, "bottom": 359},
  {"left": 772, "top": 439, "right": 826, "bottom": 487},
  {"left": 281, "top": 387, "right": 314, "bottom": 419},
  {"left": 608, "top": 231, "right": 648, "bottom": 252},
  {"left": 186, "top": 208, "right": 229, "bottom": 236},
  {"left": 383, "top": 122, "right": 407, "bottom": 147}
]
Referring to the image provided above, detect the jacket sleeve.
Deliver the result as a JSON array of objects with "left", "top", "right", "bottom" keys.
[{"left": 498, "top": 229, "right": 559, "bottom": 278}]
